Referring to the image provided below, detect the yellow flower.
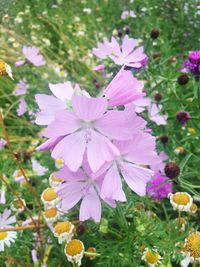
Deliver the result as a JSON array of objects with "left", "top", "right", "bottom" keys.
[
  {"left": 168, "top": 192, "right": 193, "bottom": 212},
  {"left": 0, "top": 231, "right": 17, "bottom": 251},
  {"left": 41, "top": 187, "right": 59, "bottom": 208},
  {"left": 182, "top": 232, "right": 200, "bottom": 263},
  {"left": 142, "top": 248, "right": 162, "bottom": 267},
  {"left": 53, "top": 221, "right": 74, "bottom": 244},
  {"left": 189, "top": 203, "right": 198, "bottom": 214},
  {"left": 0, "top": 59, "right": 14, "bottom": 80},
  {"left": 44, "top": 207, "right": 60, "bottom": 223}
]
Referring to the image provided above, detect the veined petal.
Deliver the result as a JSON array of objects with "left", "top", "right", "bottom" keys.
[
  {"left": 35, "top": 94, "right": 65, "bottom": 112},
  {"left": 49, "top": 82, "right": 74, "bottom": 100},
  {"left": 122, "top": 35, "right": 138, "bottom": 57},
  {"left": 37, "top": 136, "right": 63, "bottom": 151}
]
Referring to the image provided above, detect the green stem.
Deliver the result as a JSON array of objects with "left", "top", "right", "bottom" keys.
[{"left": 117, "top": 203, "right": 128, "bottom": 230}]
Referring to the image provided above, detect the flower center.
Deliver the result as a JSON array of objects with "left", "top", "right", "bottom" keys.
[
  {"left": 55, "top": 158, "right": 63, "bottom": 165},
  {"left": 51, "top": 175, "right": 62, "bottom": 183},
  {"left": 145, "top": 251, "right": 159, "bottom": 264},
  {"left": 65, "top": 239, "right": 84, "bottom": 256},
  {"left": 44, "top": 208, "right": 58, "bottom": 218},
  {"left": 13, "top": 199, "right": 24, "bottom": 208},
  {"left": 42, "top": 188, "right": 58, "bottom": 201},
  {"left": 172, "top": 193, "right": 190, "bottom": 205},
  {"left": 54, "top": 221, "right": 73, "bottom": 235},
  {"left": 0, "top": 232, "right": 8, "bottom": 240},
  {"left": 185, "top": 232, "right": 200, "bottom": 258},
  {"left": 17, "top": 170, "right": 23, "bottom": 177},
  {"left": 190, "top": 203, "right": 198, "bottom": 213},
  {"left": 0, "top": 60, "right": 7, "bottom": 76}
]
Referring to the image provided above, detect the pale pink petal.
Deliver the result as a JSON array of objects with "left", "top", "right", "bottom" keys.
[
  {"left": 43, "top": 110, "right": 80, "bottom": 138},
  {"left": 35, "top": 111, "right": 55, "bottom": 125},
  {"left": 49, "top": 82, "right": 74, "bottom": 100},
  {"left": 37, "top": 136, "right": 63, "bottom": 151},
  {"left": 127, "top": 47, "right": 147, "bottom": 62},
  {"left": 17, "top": 98, "right": 27, "bottom": 116},
  {"left": 79, "top": 187, "right": 101, "bottom": 222},
  {"left": 87, "top": 131, "right": 119, "bottom": 173},
  {"left": 122, "top": 35, "right": 138, "bottom": 57},
  {"left": 72, "top": 96, "right": 107, "bottom": 121},
  {"left": 101, "top": 163, "right": 126, "bottom": 202},
  {"left": 121, "top": 163, "right": 153, "bottom": 196},
  {"left": 54, "top": 166, "right": 85, "bottom": 182},
  {"left": 35, "top": 94, "right": 65, "bottom": 112},
  {"left": 52, "top": 131, "right": 86, "bottom": 172}
]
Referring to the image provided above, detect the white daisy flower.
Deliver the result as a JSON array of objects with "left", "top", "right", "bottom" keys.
[
  {"left": 65, "top": 239, "right": 85, "bottom": 266},
  {"left": 49, "top": 173, "right": 63, "bottom": 187},
  {"left": 43, "top": 207, "right": 60, "bottom": 223},
  {"left": 53, "top": 221, "right": 74, "bottom": 244},
  {"left": 168, "top": 192, "right": 193, "bottom": 212},
  {"left": 41, "top": 187, "right": 60, "bottom": 208},
  {"left": 0, "top": 231, "right": 17, "bottom": 251},
  {"left": 142, "top": 248, "right": 162, "bottom": 267},
  {"left": 0, "top": 59, "right": 14, "bottom": 80},
  {"left": 0, "top": 209, "right": 16, "bottom": 228}
]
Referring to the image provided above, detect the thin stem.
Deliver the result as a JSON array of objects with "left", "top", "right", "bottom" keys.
[
  {"left": 0, "top": 224, "right": 46, "bottom": 232},
  {"left": 117, "top": 203, "right": 128, "bottom": 230},
  {"left": 84, "top": 252, "right": 101, "bottom": 257}
]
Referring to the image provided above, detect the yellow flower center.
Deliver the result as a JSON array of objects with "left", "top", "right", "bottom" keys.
[
  {"left": 54, "top": 221, "right": 73, "bottom": 235},
  {"left": 51, "top": 175, "right": 62, "bottom": 183},
  {"left": 17, "top": 170, "right": 23, "bottom": 177},
  {"left": 190, "top": 203, "right": 198, "bottom": 213},
  {"left": 42, "top": 188, "right": 58, "bottom": 201},
  {"left": 178, "top": 217, "right": 186, "bottom": 225},
  {"left": 55, "top": 158, "right": 63, "bottom": 165},
  {"left": 65, "top": 239, "right": 84, "bottom": 256},
  {"left": 13, "top": 199, "right": 24, "bottom": 209},
  {"left": 0, "top": 60, "right": 7, "bottom": 76},
  {"left": 185, "top": 232, "right": 200, "bottom": 259},
  {"left": 44, "top": 208, "right": 58, "bottom": 218},
  {"left": 0, "top": 232, "right": 8, "bottom": 240},
  {"left": 188, "top": 127, "right": 196, "bottom": 135},
  {"left": 172, "top": 193, "right": 190, "bottom": 205},
  {"left": 145, "top": 251, "right": 159, "bottom": 264}
]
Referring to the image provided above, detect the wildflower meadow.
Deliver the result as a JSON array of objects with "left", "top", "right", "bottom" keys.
[{"left": 0, "top": 0, "right": 200, "bottom": 266}]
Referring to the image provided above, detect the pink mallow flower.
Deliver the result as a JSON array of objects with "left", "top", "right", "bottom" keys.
[
  {"left": 121, "top": 10, "right": 136, "bottom": 20},
  {"left": 14, "top": 80, "right": 28, "bottom": 96},
  {"left": 93, "top": 35, "right": 148, "bottom": 69},
  {"left": 31, "top": 159, "right": 48, "bottom": 176},
  {"left": 39, "top": 96, "right": 138, "bottom": 173},
  {"left": 103, "top": 69, "right": 144, "bottom": 106},
  {"left": 0, "top": 138, "right": 7, "bottom": 150},
  {"left": 54, "top": 163, "right": 114, "bottom": 222},
  {"left": 0, "top": 209, "right": 16, "bottom": 228},
  {"left": 147, "top": 172, "right": 173, "bottom": 200},
  {"left": 148, "top": 103, "right": 167, "bottom": 125},
  {"left": 100, "top": 132, "right": 161, "bottom": 201},
  {"left": 17, "top": 97, "right": 27, "bottom": 116},
  {"left": 15, "top": 46, "right": 45, "bottom": 67}
]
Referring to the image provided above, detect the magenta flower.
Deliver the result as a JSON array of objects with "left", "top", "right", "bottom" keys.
[
  {"left": 14, "top": 80, "right": 28, "bottom": 96},
  {"left": 100, "top": 132, "right": 161, "bottom": 200},
  {"left": 0, "top": 138, "right": 7, "bottom": 150},
  {"left": 121, "top": 10, "right": 136, "bottom": 20},
  {"left": 103, "top": 69, "right": 144, "bottom": 106},
  {"left": 148, "top": 104, "right": 167, "bottom": 125},
  {"left": 17, "top": 97, "right": 27, "bottom": 116},
  {"left": 15, "top": 46, "right": 45, "bottom": 67},
  {"left": 40, "top": 96, "right": 139, "bottom": 173},
  {"left": 55, "top": 163, "right": 114, "bottom": 222},
  {"left": 35, "top": 82, "right": 75, "bottom": 125},
  {"left": 93, "top": 35, "right": 148, "bottom": 69},
  {"left": 181, "top": 50, "right": 200, "bottom": 76},
  {"left": 147, "top": 172, "right": 173, "bottom": 200},
  {"left": 31, "top": 159, "right": 48, "bottom": 176}
]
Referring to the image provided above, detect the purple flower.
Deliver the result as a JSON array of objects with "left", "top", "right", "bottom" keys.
[
  {"left": 0, "top": 138, "right": 6, "bottom": 150},
  {"left": 0, "top": 209, "right": 16, "bottom": 228},
  {"left": 17, "top": 97, "right": 27, "bottom": 116},
  {"left": 148, "top": 104, "right": 168, "bottom": 125},
  {"left": 31, "top": 159, "right": 48, "bottom": 176},
  {"left": 55, "top": 162, "right": 114, "bottom": 222},
  {"left": 181, "top": 50, "right": 200, "bottom": 76},
  {"left": 121, "top": 10, "right": 136, "bottom": 20},
  {"left": 176, "top": 111, "right": 191, "bottom": 126},
  {"left": 147, "top": 172, "right": 173, "bottom": 200},
  {"left": 100, "top": 133, "right": 161, "bottom": 200},
  {"left": 93, "top": 35, "right": 148, "bottom": 69},
  {"left": 14, "top": 80, "right": 28, "bottom": 96},
  {"left": 103, "top": 69, "right": 144, "bottom": 106},
  {"left": 15, "top": 46, "right": 45, "bottom": 67},
  {"left": 41, "top": 96, "right": 138, "bottom": 173}
]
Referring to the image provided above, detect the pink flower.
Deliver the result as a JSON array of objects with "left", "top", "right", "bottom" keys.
[
  {"left": 0, "top": 186, "right": 6, "bottom": 204},
  {"left": 100, "top": 132, "right": 161, "bottom": 200},
  {"left": 147, "top": 172, "right": 173, "bottom": 200},
  {"left": 14, "top": 80, "right": 28, "bottom": 96},
  {"left": 93, "top": 35, "right": 148, "bottom": 69},
  {"left": 0, "top": 138, "right": 7, "bottom": 150},
  {"left": 103, "top": 69, "right": 144, "bottom": 106},
  {"left": 132, "top": 97, "right": 151, "bottom": 113},
  {"left": 40, "top": 96, "right": 137, "bottom": 173},
  {"left": 148, "top": 104, "right": 167, "bottom": 125},
  {"left": 0, "top": 209, "right": 16, "bottom": 228},
  {"left": 17, "top": 97, "right": 27, "bottom": 116},
  {"left": 121, "top": 10, "right": 136, "bottom": 20},
  {"left": 15, "top": 46, "right": 45, "bottom": 67},
  {"left": 31, "top": 159, "right": 48, "bottom": 176},
  {"left": 55, "top": 163, "right": 114, "bottom": 222},
  {"left": 92, "top": 64, "right": 105, "bottom": 72},
  {"left": 151, "top": 151, "right": 168, "bottom": 173}
]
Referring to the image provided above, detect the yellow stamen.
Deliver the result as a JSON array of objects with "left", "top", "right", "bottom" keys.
[
  {"left": 54, "top": 221, "right": 73, "bottom": 235},
  {"left": 51, "top": 175, "right": 62, "bottom": 183},
  {"left": 0, "top": 232, "right": 8, "bottom": 240},
  {"left": 55, "top": 158, "right": 63, "bottom": 165},
  {"left": 44, "top": 208, "right": 57, "bottom": 218},
  {"left": 145, "top": 250, "right": 159, "bottom": 264},
  {"left": 184, "top": 232, "right": 200, "bottom": 259},
  {"left": 65, "top": 239, "right": 84, "bottom": 256},
  {"left": 172, "top": 193, "right": 190, "bottom": 205},
  {"left": 42, "top": 188, "right": 57, "bottom": 202}
]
